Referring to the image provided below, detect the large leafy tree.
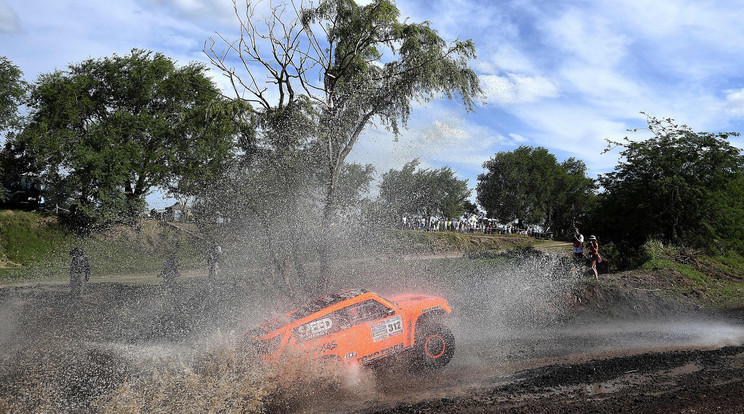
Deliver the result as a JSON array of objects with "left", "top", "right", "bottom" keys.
[
  {"left": 550, "top": 157, "right": 597, "bottom": 236},
  {"left": 477, "top": 146, "right": 557, "bottom": 225},
  {"left": 205, "top": 0, "right": 481, "bottom": 293},
  {"left": 0, "top": 57, "right": 29, "bottom": 202},
  {"left": 596, "top": 113, "right": 744, "bottom": 253},
  {"left": 0, "top": 56, "right": 27, "bottom": 132},
  {"left": 12, "top": 49, "right": 243, "bottom": 226},
  {"left": 476, "top": 146, "right": 595, "bottom": 234},
  {"left": 379, "top": 159, "right": 471, "bottom": 222}
]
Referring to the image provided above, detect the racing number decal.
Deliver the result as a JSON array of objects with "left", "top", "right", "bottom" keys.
[
  {"left": 388, "top": 318, "right": 402, "bottom": 333},
  {"left": 371, "top": 315, "right": 403, "bottom": 342}
]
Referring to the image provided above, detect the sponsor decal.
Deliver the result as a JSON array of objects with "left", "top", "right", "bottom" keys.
[
  {"left": 318, "top": 340, "right": 338, "bottom": 353},
  {"left": 422, "top": 305, "right": 442, "bottom": 313},
  {"left": 312, "top": 340, "right": 338, "bottom": 358},
  {"left": 358, "top": 343, "right": 404, "bottom": 365},
  {"left": 296, "top": 317, "right": 333, "bottom": 340},
  {"left": 343, "top": 352, "right": 358, "bottom": 360},
  {"left": 371, "top": 315, "right": 403, "bottom": 342}
]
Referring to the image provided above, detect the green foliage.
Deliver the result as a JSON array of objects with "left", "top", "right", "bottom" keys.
[
  {"left": 334, "top": 162, "right": 376, "bottom": 207},
  {"left": 0, "top": 56, "right": 27, "bottom": 132},
  {"left": 0, "top": 211, "right": 73, "bottom": 268},
  {"left": 206, "top": 0, "right": 482, "bottom": 291},
  {"left": 708, "top": 252, "right": 744, "bottom": 277},
  {"left": 595, "top": 113, "right": 744, "bottom": 255},
  {"left": 379, "top": 159, "right": 471, "bottom": 221},
  {"left": 308, "top": 0, "right": 482, "bottom": 211},
  {"left": 0, "top": 210, "right": 204, "bottom": 281},
  {"left": 8, "top": 49, "right": 243, "bottom": 228},
  {"left": 551, "top": 158, "right": 597, "bottom": 236},
  {"left": 638, "top": 240, "right": 708, "bottom": 284},
  {"left": 476, "top": 146, "right": 595, "bottom": 234},
  {"left": 0, "top": 57, "right": 29, "bottom": 202}
]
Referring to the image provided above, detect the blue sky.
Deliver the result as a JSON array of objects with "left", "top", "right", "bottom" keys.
[{"left": 3, "top": 0, "right": 744, "bottom": 208}]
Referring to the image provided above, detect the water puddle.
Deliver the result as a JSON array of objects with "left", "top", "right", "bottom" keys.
[
  {"left": 667, "top": 362, "right": 701, "bottom": 376},
  {"left": 585, "top": 380, "right": 625, "bottom": 395}
]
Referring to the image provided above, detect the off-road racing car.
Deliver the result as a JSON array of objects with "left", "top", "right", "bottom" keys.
[{"left": 247, "top": 289, "right": 454, "bottom": 369}]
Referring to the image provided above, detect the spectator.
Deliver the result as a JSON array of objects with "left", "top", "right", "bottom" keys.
[
  {"left": 159, "top": 252, "right": 180, "bottom": 286},
  {"left": 69, "top": 247, "right": 90, "bottom": 297},
  {"left": 207, "top": 242, "right": 222, "bottom": 278},
  {"left": 572, "top": 228, "right": 585, "bottom": 264},
  {"left": 586, "top": 235, "right": 600, "bottom": 280}
]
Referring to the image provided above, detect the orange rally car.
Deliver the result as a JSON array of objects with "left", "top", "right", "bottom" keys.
[{"left": 247, "top": 289, "right": 455, "bottom": 369}]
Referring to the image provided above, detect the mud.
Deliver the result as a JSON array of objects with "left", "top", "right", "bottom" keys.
[
  {"left": 2, "top": 258, "right": 744, "bottom": 413},
  {"left": 365, "top": 343, "right": 744, "bottom": 413}
]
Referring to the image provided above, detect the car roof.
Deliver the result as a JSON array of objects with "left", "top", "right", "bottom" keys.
[
  {"left": 288, "top": 288, "right": 369, "bottom": 321},
  {"left": 257, "top": 289, "right": 393, "bottom": 337}
]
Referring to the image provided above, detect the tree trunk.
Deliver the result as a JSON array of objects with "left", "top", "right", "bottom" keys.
[
  {"left": 286, "top": 196, "right": 312, "bottom": 297},
  {"left": 317, "top": 177, "right": 336, "bottom": 295}
]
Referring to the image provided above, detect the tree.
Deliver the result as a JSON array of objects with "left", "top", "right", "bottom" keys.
[
  {"left": 476, "top": 146, "right": 595, "bottom": 234},
  {"left": 477, "top": 146, "right": 558, "bottom": 226},
  {"left": 11, "top": 49, "right": 243, "bottom": 227},
  {"left": 0, "top": 57, "right": 29, "bottom": 202},
  {"left": 596, "top": 113, "right": 744, "bottom": 253},
  {"left": 550, "top": 158, "right": 596, "bottom": 236},
  {"left": 205, "top": 0, "right": 481, "bottom": 293},
  {"left": 379, "top": 159, "right": 471, "bottom": 223},
  {"left": 0, "top": 56, "right": 27, "bottom": 132}
]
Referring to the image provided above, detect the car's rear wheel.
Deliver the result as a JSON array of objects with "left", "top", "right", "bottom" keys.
[{"left": 413, "top": 320, "right": 455, "bottom": 369}]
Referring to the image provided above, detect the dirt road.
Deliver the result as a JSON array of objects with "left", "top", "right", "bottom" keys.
[{"left": 2, "top": 255, "right": 744, "bottom": 413}]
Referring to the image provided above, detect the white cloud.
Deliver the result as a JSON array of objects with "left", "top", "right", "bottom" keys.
[
  {"left": 140, "top": 0, "right": 236, "bottom": 27},
  {"left": 509, "top": 133, "right": 528, "bottom": 143},
  {"left": 481, "top": 73, "right": 559, "bottom": 105},
  {"left": 724, "top": 88, "right": 744, "bottom": 117},
  {"left": 543, "top": 9, "right": 630, "bottom": 68},
  {"left": 490, "top": 46, "right": 536, "bottom": 74},
  {"left": 0, "top": 0, "right": 20, "bottom": 33}
]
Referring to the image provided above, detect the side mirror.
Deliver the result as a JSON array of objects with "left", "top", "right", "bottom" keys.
[{"left": 387, "top": 308, "right": 395, "bottom": 316}]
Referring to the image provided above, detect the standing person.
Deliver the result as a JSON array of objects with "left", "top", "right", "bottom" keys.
[
  {"left": 586, "top": 235, "right": 600, "bottom": 280},
  {"left": 572, "top": 228, "right": 585, "bottom": 264},
  {"left": 207, "top": 242, "right": 222, "bottom": 278},
  {"left": 69, "top": 247, "right": 90, "bottom": 297},
  {"left": 159, "top": 252, "right": 180, "bottom": 286}
]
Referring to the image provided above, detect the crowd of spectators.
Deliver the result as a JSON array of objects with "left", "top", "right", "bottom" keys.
[{"left": 401, "top": 216, "right": 549, "bottom": 238}]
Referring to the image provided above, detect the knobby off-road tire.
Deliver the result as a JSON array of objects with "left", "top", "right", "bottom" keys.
[{"left": 412, "top": 321, "right": 455, "bottom": 369}]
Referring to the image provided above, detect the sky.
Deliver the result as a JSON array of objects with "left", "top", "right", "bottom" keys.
[{"left": 3, "top": 0, "right": 744, "bottom": 208}]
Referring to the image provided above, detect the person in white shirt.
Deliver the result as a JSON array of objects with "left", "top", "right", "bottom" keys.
[{"left": 572, "top": 227, "right": 585, "bottom": 264}]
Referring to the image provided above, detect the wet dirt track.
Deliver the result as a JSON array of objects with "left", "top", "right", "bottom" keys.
[
  {"left": 313, "top": 317, "right": 744, "bottom": 413},
  {"left": 3, "top": 271, "right": 744, "bottom": 413},
  {"left": 362, "top": 344, "right": 744, "bottom": 413}
]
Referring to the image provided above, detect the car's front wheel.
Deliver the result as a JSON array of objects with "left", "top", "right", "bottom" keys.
[{"left": 412, "top": 320, "right": 455, "bottom": 369}]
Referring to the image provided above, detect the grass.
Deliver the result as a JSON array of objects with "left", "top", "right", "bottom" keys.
[
  {"left": 637, "top": 240, "right": 744, "bottom": 309},
  {"left": 0, "top": 210, "right": 206, "bottom": 282},
  {"left": 4, "top": 210, "right": 744, "bottom": 310},
  {"left": 386, "top": 229, "right": 534, "bottom": 254},
  {"left": 642, "top": 258, "right": 706, "bottom": 284}
]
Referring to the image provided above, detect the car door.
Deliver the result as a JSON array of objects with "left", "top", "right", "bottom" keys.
[
  {"left": 346, "top": 299, "right": 405, "bottom": 364},
  {"left": 289, "top": 309, "right": 351, "bottom": 361}
]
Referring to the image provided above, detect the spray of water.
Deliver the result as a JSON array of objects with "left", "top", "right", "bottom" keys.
[{"left": 2, "top": 221, "right": 743, "bottom": 413}]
